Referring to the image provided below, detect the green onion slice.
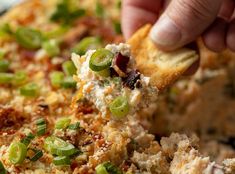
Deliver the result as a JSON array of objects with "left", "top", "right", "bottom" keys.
[
  {"left": 89, "top": 49, "right": 114, "bottom": 72},
  {"left": 37, "top": 124, "right": 46, "bottom": 136},
  {"left": 0, "top": 73, "right": 13, "bottom": 84},
  {"left": 55, "top": 118, "right": 71, "bottom": 129},
  {"left": 21, "top": 133, "right": 35, "bottom": 146},
  {"left": 61, "top": 76, "right": 76, "bottom": 89},
  {"left": 8, "top": 142, "right": 27, "bottom": 164},
  {"left": 95, "top": 164, "right": 109, "bottom": 174},
  {"left": 0, "top": 50, "right": 6, "bottom": 59},
  {"left": 95, "top": 1, "right": 104, "bottom": 17},
  {"left": 15, "top": 27, "right": 42, "bottom": 50},
  {"left": 28, "top": 149, "right": 43, "bottom": 162},
  {"left": 42, "top": 39, "right": 60, "bottom": 57},
  {"left": 53, "top": 156, "right": 71, "bottom": 166},
  {"left": 49, "top": 71, "right": 64, "bottom": 88},
  {"left": 12, "top": 71, "right": 27, "bottom": 86},
  {"left": 0, "top": 60, "right": 10, "bottom": 72},
  {"left": 62, "top": 60, "right": 76, "bottom": 76},
  {"left": 72, "top": 37, "right": 101, "bottom": 55},
  {"left": 44, "top": 136, "right": 77, "bottom": 156},
  {"left": 68, "top": 122, "right": 80, "bottom": 130},
  {"left": 96, "top": 68, "right": 110, "bottom": 77},
  {"left": 109, "top": 96, "right": 129, "bottom": 118},
  {"left": 20, "top": 83, "right": 39, "bottom": 97},
  {"left": 0, "top": 161, "right": 6, "bottom": 174},
  {"left": 35, "top": 118, "right": 46, "bottom": 125}
]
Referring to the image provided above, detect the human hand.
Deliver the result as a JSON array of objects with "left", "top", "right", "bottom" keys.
[{"left": 122, "top": 0, "right": 235, "bottom": 52}]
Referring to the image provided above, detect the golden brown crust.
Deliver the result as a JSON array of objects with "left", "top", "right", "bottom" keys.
[{"left": 127, "top": 24, "right": 199, "bottom": 90}]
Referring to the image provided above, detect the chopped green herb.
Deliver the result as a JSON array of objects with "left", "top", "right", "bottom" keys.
[
  {"left": 8, "top": 142, "right": 27, "bottom": 165},
  {"left": 0, "top": 73, "right": 13, "bottom": 84},
  {"left": 50, "top": 71, "right": 64, "bottom": 88},
  {"left": 44, "top": 136, "right": 77, "bottom": 156},
  {"left": 28, "top": 149, "right": 43, "bottom": 162},
  {"left": 12, "top": 71, "right": 27, "bottom": 86},
  {"left": 96, "top": 162, "right": 122, "bottom": 174},
  {"left": 21, "top": 133, "right": 35, "bottom": 146},
  {"left": 15, "top": 27, "right": 43, "bottom": 50},
  {"left": 0, "top": 23, "right": 12, "bottom": 37},
  {"left": 44, "top": 26, "right": 69, "bottom": 39},
  {"left": 0, "top": 60, "right": 10, "bottom": 72},
  {"left": 50, "top": 0, "right": 85, "bottom": 24},
  {"left": 95, "top": 1, "right": 104, "bottom": 17},
  {"left": 62, "top": 60, "right": 76, "bottom": 76},
  {"left": 89, "top": 49, "right": 114, "bottom": 72},
  {"left": 68, "top": 122, "right": 80, "bottom": 130},
  {"left": 35, "top": 118, "right": 46, "bottom": 125},
  {"left": 55, "top": 117, "right": 71, "bottom": 129},
  {"left": 72, "top": 37, "right": 101, "bottom": 55},
  {"left": 37, "top": 124, "right": 47, "bottom": 136},
  {"left": 61, "top": 76, "right": 77, "bottom": 89},
  {"left": 53, "top": 156, "right": 71, "bottom": 166},
  {"left": 42, "top": 39, "right": 60, "bottom": 57},
  {"left": 0, "top": 50, "right": 6, "bottom": 59},
  {"left": 109, "top": 96, "right": 129, "bottom": 119},
  {"left": 20, "top": 83, "right": 39, "bottom": 97},
  {"left": 96, "top": 163, "right": 109, "bottom": 174},
  {"left": 113, "top": 21, "right": 122, "bottom": 34},
  {"left": 0, "top": 161, "right": 6, "bottom": 174}
]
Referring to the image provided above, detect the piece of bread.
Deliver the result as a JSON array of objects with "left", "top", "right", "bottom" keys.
[{"left": 127, "top": 24, "right": 199, "bottom": 90}]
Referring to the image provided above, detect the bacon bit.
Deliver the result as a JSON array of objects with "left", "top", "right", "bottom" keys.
[
  {"left": 122, "top": 70, "right": 141, "bottom": 90},
  {"left": 20, "top": 49, "right": 36, "bottom": 60},
  {"left": 0, "top": 107, "right": 26, "bottom": 129},
  {"left": 62, "top": 24, "right": 88, "bottom": 48},
  {"left": 71, "top": 161, "right": 79, "bottom": 171},
  {"left": 114, "top": 53, "right": 130, "bottom": 74}
]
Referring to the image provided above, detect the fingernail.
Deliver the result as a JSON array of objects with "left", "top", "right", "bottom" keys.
[{"left": 150, "top": 16, "right": 181, "bottom": 47}]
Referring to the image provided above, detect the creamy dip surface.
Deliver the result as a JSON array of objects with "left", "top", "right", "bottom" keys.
[{"left": 72, "top": 43, "right": 158, "bottom": 119}]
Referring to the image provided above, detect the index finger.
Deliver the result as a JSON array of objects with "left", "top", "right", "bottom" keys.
[{"left": 121, "top": 0, "right": 163, "bottom": 39}]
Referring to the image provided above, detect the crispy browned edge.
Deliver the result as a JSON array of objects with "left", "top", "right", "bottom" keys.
[{"left": 127, "top": 24, "right": 198, "bottom": 90}]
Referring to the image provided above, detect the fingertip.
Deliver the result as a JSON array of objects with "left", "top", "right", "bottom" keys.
[
  {"left": 202, "top": 18, "right": 227, "bottom": 52},
  {"left": 226, "top": 19, "right": 235, "bottom": 52},
  {"left": 121, "top": 5, "right": 158, "bottom": 40}
]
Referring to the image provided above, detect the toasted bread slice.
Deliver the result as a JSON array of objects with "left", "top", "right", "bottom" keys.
[{"left": 127, "top": 24, "right": 199, "bottom": 90}]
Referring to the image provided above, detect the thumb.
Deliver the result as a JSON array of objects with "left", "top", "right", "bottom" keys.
[{"left": 150, "top": 0, "right": 223, "bottom": 50}]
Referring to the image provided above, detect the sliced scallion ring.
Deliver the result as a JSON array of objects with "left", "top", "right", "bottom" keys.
[
  {"left": 55, "top": 118, "right": 71, "bottom": 129},
  {"left": 44, "top": 136, "right": 77, "bottom": 156},
  {"left": 72, "top": 37, "right": 101, "bottom": 55},
  {"left": 35, "top": 118, "right": 46, "bottom": 125},
  {"left": 0, "top": 60, "right": 10, "bottom": 72},
  {"left": 0, "top": 161, "right": 6, "bottom": 174},
  {"left": 28, "top": 149, "right": 43, "bottom": 162},
  {"left": 95, "top": 164, "right": 109, "bottom": 174},
  {"left": 49, "top": 71, "right": 64, "bottom": 88},
  {"left": 0, "top": 73, "right": 13, "bottom": 84},
  {"left": 109, "top": 96, "right": 129, "bottom": 118},
  {"left": 12, "top": 71, "right": 27, "bottom": 86},
  {"left": 53, "top": 156, "right": 71, "bottom": 166},
  {"left": 61, "top": 76, "right": 76, "bottom": 89},
  {"left": 42, "top": 39, "right": 60, "bottom": 57},
  {"left": 89, "top": 48, "right": 114, "bottom": 72},
  {"left": 37, "top": 124, "right": 46, "bottom": 136},
  {"left": 68, "top": 122, "right": 80, "bottom": 130},
  {"left": 62, "top": 60, "right": 76, "bottom": 76},
  {"left": 8, "top": 142, "right": 27, "bottom": 164},
  {"left": 15, "top": 27, "right": 42, "bottom": 50},
  {"left": 21, "top": 133, "right": 35, "bottom": 146},
  {"left": 96, "top": 68, "right": 110, "bottom": 77},
  {"left": 20, "top": 83, "right": 39, "bottom": 97}
]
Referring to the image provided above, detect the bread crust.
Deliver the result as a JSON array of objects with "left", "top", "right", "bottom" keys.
[{"left": 127, "top": 24, "right": 199, "bottom": 90}]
